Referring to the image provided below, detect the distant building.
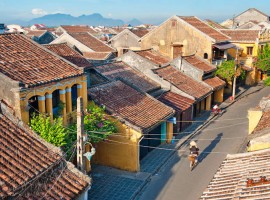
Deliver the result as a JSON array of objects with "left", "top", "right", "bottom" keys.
[
  {"left": 25, "top": 30, "right": 56, "bottom": 44},
  {"left": 0, "top": 23, "right": 5, "bottom": 34},
  {"left": 30, "top": 23, "right": 46, "bottom": 30},
  {"left": 6, "top": 24, "right": 25, "bottom": 33}
]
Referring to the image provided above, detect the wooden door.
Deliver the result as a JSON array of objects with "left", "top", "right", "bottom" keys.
[{"left": 173, "top": 45, "right": 183, "bottom": 58}]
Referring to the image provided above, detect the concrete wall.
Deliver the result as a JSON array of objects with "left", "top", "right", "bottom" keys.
[
  {"left": 248, "top": 109, "right": 263, "bottom": 134},
  {"left": 0, "top": 73, "right": 21, "bottom": 118},
  {"left": 248, "top": 133, "right": 270, "bottom": 152},
  {"left": 93, "top": 118, "right": 142, "bottom": 172},
  {"left": 141, "top": 16, "right": 213, "bottom": 60},
  {"left": 235, "top": 10, "right": 269, "bottom": 27},
  {"left": 120, "top": 51, "right": 195, "bottom": 100},
  {"left": 171, "top": 57, "right": 204, "bottom": 81}
]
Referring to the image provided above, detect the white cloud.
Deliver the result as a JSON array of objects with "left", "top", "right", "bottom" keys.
[
  {"left": 108, "top": 13, "right": 112, "bottom": 17},
  {"left": 32, "top": 8, "right": 48, "bottom": 15}
]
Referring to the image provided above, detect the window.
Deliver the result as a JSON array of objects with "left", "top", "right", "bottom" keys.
[
  {"left": 247, "top": 47, "right": 253, "bottom": 56},
  {"left": 171, "top": 19, "right": 177, "bottom": 27},
  {"left": 204, "top": 53, "right": 208, "bottom": 59}
]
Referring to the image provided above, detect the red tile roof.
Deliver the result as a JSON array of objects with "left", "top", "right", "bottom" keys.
[
  {"left": 0, "top": 104, "right": 90, "bottom": 199},
  {"left": 135, "top": 49, "right": 171, "bottom": 65},
  {"left": 158, "top": 91, "right": 194, "bottom": 112},
  {"left": 45, "top": 43, "right": 92, "bottom": 68},
  {"left": 130, "top": 29, "right": 149, "bottom": 38},
  {"left": 178, "top": 16, "right": 230, "bottom": 42},
  {"left": 83, "top": 52, "right": 113, "bottom": 60},
  {"left": 204, "top": 77, "right": 226, "bottom": 90},
  {"left": 220, "top": 29, "right": 260, "bottom": 42},
  {"left": 200, "top": 149, "right": 270, "bottom": 200},
  {"left": 154, "top": 65, "right": 212, "bottom": 99},
  {"left": 61, "top": 25, "right": 97, "bottom": 34},
  {"left": 69, "top": 32, "right": 115, "bottom": 52},
  {"left": 26, "top": 30, "right": 47, "bottom": 37},
  {"left": 0, "top": 34, "right": 84, "bottom": 87},
  {"left": 254, "top": 110, "right": 270, "bottom": 132},
  {"left": 88, "top": 80, "right": 174, "bottom": 132},
  {"left": 183, "top": 55, "right": 216, "bottom": 73},
  {"left": 95, "top": 61, "right": 160, "bottom": 92},
  {"left": 205, "top": 19, "right": 227, "bottom": 30}
]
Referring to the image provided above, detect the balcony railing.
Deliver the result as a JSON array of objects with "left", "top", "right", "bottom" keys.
[{"left": 212, "top": 58, "right": 227, "bottom": 66}]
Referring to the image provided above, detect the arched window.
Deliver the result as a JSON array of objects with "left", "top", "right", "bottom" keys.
[{"left": 204, "top": 53, "right": 208, "bottom": 59}]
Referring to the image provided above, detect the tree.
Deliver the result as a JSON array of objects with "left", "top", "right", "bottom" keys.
[
  {"left": 84, "top": 103, "right": 117, "bottom": 143},
  {"left": 256, "top": 43, "right": 270, "bottom": 73},
  {"left": 215, "top": 60, "right": 236, "bottom": 81}
]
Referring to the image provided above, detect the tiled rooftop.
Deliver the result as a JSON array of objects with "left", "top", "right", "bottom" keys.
[
  {"left": 158, "top": 91, "right": 194, "bottom": 112},
  {"left": 154, "top": 65, "right": 212, "bottom": 99},
  {"left": 69, "top": 32, "right": 115, "bottom": 52},
  {"left": 254, "top": 110, "right": 270, "bottom": 132},
  {"left": 130, "top": 29, "right": 149, "bottom": 38},
  {"left": 200, "top": 149, "right": 270, "bottom": 200},
  {"left": 45, "top": 43, "right": 92, "bottom": 68},
  {"left": 0, "top": 105, "right": 90, "bottom": 199},
  {"left": 204, "top": 19, "right": 226, "bottom": 30},
  {"left": 0, "top": 34, "right": 83, "bottom": 87},
  {"left": 61, "top": 25, "right": 97, "bottom": 34},
  {"left": 135, "top": 49, "right": 171, "bottom": 65},
  {"left": 88, "top": 80, "right": 174, "bottom": 132},
  {"left": 25, "top": 30, "right": 47, "bottom": 37},
  {"left": 83, "top": 52, "right": 113, "bottom": 60},
  {"left": 95, "top": 61, "right": 160, "bottom": 92},
  {"left": 204, "top": 77, "right": 226, "bottom": 91},
  {"left": 183, "top": 55, "right": 216, "bottom": 73},
  {"left": 178, "top": 16, "right": 230, "bottom": 42},
  {"left": 220, "top": 29, "right": 260, "bottom": 42}
]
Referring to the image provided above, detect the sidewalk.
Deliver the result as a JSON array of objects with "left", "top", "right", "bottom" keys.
[{"left": 88, "top": 84, "right": 265, "bottom": 200}]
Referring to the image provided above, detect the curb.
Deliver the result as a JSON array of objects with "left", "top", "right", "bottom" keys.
[{"left": 133, "top": 84, "right": 265, "bottom": 200}]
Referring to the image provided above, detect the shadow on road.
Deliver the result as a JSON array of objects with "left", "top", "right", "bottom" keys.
[{"left": 198, "top": 132, "right": 223, "bottom": 163}]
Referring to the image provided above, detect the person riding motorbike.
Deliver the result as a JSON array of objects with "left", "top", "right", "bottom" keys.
[{"left": 189, "top": 141, "right": 199, "bottom": 164}]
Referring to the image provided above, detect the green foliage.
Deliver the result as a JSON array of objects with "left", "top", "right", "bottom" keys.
[
  {"left": 85, "top": 103, "right": 117, "bottom": 143},
  {"left": 215, "top": 60, "right": 236, "bottom": 81},
  {"left": 257, "top": 43, "right": 270, "bottom": 73},
  {"left": 264, "top": 77, "right": 270, "bottom": 86},
  {"left": 30, "top": 114, "right": 67, "bottom": 147}
]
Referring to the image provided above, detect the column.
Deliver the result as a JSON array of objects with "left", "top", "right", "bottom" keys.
[
  {"left": 20, "top": 100, "right": 30, "bottom": 125},
  {"left": 66, "top": 87, "right": 72, "bottom": 114},
  {"left": 214, "top": 88, "right": 224, "bottom": 103},
  {"left": 81, "top": 81, "right": 88, "bottom": 110},
  {"left": 205, "top": 95, "right": 212, "bottom": 110},
  {"left": 45, "top": 93, "right": 53, "bottom": 122},
  {"left": 38, "top": 95, "right": 46, "bottom": 113},
  {"left": 59, "top": 89, "right": 67, "bottom": 125},
  {"left": 166, "top": 122, "right": 173, "bottom": 144},
  {"left": 77, "top": 84, "right": 82, "bottom": 98}
]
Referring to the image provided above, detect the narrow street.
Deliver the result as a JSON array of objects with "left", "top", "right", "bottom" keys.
[{"left": 137, "top": 86, "right": 270, "bottom": 200}]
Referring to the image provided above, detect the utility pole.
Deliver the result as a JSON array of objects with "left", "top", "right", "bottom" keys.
[
  {"left": 232, "top": 47, "right": 239, "bottom": 101},
  {"left": 77, "top": 97, "right": 85, "bottom": 173}
]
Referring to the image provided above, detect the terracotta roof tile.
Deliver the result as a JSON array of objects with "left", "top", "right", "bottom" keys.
[
  {"left": 135, "top": 49, "right": 171, "bottom": 65},
  {"left": 204, "top": 77, "right": 226, "bottom": 90},
  {"left": 26, "top": 30, "right": 47, "bottom": 37},
  {"left": 45, "top": 43, "right": 92, "bottom": 68},
  {"left": 178, "top": 16, "right": 230, "bottom": 42},
  {"left": 200, "top": 149, "right": 270, "bottom": 200},
  {"left": 83, "top": 52, "right": 113, "bottom": 60},
  {"left": 154, "top": 65, "right": 212, "bottom": 99},
  {"left": 0, "top": 108, "right": 90, "bottom": 199},
  {"left": 130, "top": 29, "right": 149, "bottom": 38},
  {"left": 158, "top": 91, "right": 194, "bottom": 112},
  {"left": 0, "top": 34, "right": 83, "bottom": 87},
  {"left": 95, "top": 61, "right": 160, "bottom": 92},
  {"left": 69, "top": 32, "right": 115, "bottom": 52},
  {"left": 254, "top": 110, "right": 270, "bottom": 132},
  {"left": 183, "top": 55, "right": 216, "bottom": 73},
  {"left": 220, "top": 29, "right": 260, "bottom": 42},
  {"left": 205, "top": 19, "right": 227, "bottom": 30},
  {"left": 61, "top": 25, "right": 97, "bottom": 34},
  {"left": 88, "top": 80, "right": 174, "bottom": 132}
]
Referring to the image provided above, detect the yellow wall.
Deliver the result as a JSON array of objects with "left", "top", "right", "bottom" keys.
[
  {"left": 247, "top": 142, "right": 270, "bottom": 152},
  {"left": 141, "top": 16, "right": 213, "bottom": 60},
  {"left": 214, "top": 88, "right": 224, "bottom": 103},
  {"left": 93, "top": 117, "right": 142, "bottom": 172},
  {"left": 19, "top": 75, "right": 87, "bottom": 125},
  {"left": 248, "top": 109, "right": 263, "bottom": 134},
  {"left": 166, "top": 122, "right": 173, "bottom": 143}
]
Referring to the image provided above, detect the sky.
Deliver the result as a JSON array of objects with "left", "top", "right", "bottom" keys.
[{"left": 1, "top": 0, "right": 270, "bottom": 24}]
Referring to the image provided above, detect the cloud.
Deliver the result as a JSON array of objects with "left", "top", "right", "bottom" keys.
[
  {"left": 108, "top": 13, "right": 112, "bottom": 17},
  {"left": 32, "top": 8, "right": 48, "bottom": 15}
]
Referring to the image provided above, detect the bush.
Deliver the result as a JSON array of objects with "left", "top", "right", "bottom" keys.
[{"left": 264, "top": 77, "right": 270, "bottom": 86}]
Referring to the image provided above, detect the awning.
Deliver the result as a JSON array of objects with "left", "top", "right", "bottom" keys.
[{"left": 213, "top": 43, "right": 243, "bottom": 50}]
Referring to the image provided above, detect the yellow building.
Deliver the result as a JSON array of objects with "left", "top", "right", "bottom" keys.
[
  {"left": 0, "top": 33, "right": 87, "bottom": 125},
  {"left": 88, "top": 80, "right": 175, "bottom": 171},
  {"left": 220, "top": 29, "right": 269, "bottom": 85}
]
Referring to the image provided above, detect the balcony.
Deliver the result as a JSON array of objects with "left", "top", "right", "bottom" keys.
[{"left": 212, "top": 58, "right": 227, "bottom": 66}]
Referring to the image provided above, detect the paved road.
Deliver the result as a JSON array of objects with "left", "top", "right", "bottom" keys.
[{"left": 138, "top": 86, "right": 270, "bottom": 200}]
